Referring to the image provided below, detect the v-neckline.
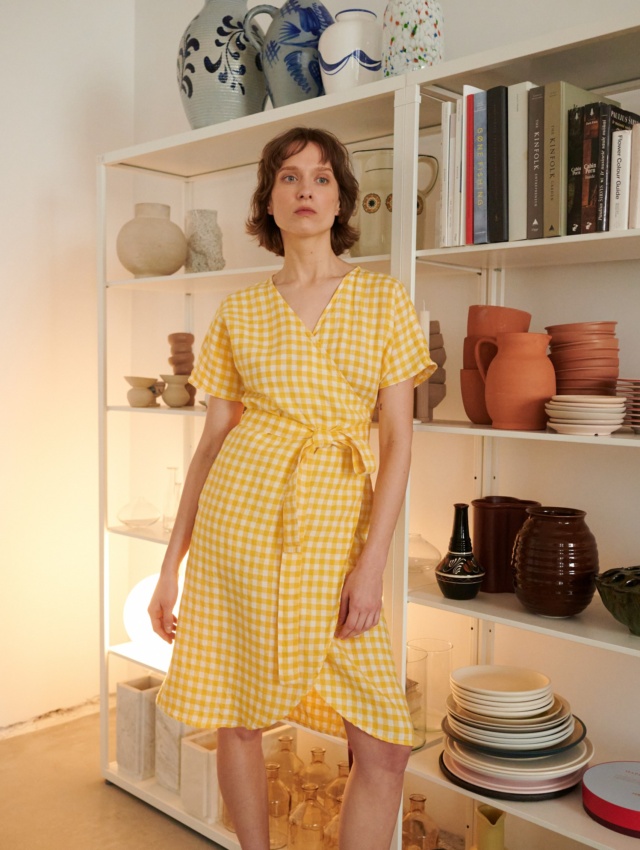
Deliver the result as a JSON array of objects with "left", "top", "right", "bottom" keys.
[{"left": 271, "top": 266, "right": 357, "bottom": 336}]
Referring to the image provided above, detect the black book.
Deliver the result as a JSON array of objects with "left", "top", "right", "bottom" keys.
[
  {"left": 596, "top": 104, "right": 640, "bottom": 231},
  {"left": 487, "top": 85, "right": 509, "bottom": 242},
  {"left": 566, "top": 105, "right": 584, "bottom": 235},
  {"left": 581, "top": 103, "right": 602, "bottom": 234}
]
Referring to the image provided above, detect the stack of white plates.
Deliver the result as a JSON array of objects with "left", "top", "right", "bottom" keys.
[
  {"left": 545, "top": 395, "right": 626, "bottom": 436},
  {"left": 617, "top": 378, "right": 640, "bottom": 433},
  {"left": 440, "top": 665, "right": 594, "bottom": 800}
]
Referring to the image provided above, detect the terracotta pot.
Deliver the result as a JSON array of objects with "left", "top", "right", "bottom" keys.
[
  {"left": 545, "top": 321, "right": 616, "bottom": 335},
  {"left": 460, "top": 369, "right": 491, "bottom": 424},
  {"left": 471, "top": 496, "right": 541, "bottom": 593},
  {"left": 478, "top": 332, "right": 555, "bottom": 430},
  {"left": 513, "top": 506, "right": 599, "bottom": 617},
  {"left": 464, "top": 335, "right": 497, "bottom": 370},
  {"left": 467, "top": 305, "right": 531, "bottom": 337},
  {"left": 548, "top": 331, "right": 615, "bottom": 345},
  {"left": 550, "top": 338, "right": 619, "bottom": 351}
]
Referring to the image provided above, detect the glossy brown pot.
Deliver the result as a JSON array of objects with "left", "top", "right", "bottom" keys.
[
  {"left": 471, "top": 496, "right": 541, "bottom": 593},
  {"left": 513, "top": 506, "right": 599, "bottom": 617}
]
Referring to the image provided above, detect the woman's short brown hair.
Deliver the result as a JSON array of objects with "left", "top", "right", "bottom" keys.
[{"left": 246, "top": 127, "right": 360, "bottom": 257}]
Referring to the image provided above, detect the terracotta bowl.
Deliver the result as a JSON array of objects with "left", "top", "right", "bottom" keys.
[
  {"left": 548, "top": 330, "right": 616, "bottom": 345},
  {"left": 555, "top": 387, "right": 617, "bottom": 395},
  {"left": 550, "top": 339, "right": 619, "bottom": 351},
  {"left": 545, "top": 321, "right": 617, "bottom": 335},
  {"left": 551, "top": 355, "right": 620, "bottom": 369},
  {"left": 554, "top": 367, "right": 619, "bottom": 380},
  {"left": 595, "top": 567, "right": 640, "bottom": 636},
  {"left": 467, "top": 304, "right": 531, "bottom": 336}
]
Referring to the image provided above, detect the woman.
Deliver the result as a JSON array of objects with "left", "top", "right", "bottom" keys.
[{"left": 148, "top": 127, "right": 435, "bottom": 850}]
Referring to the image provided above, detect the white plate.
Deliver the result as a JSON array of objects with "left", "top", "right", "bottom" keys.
[
  {"left": 451, "top": 688, "right": 554, "bottom": 709},
  {"left": 548, "top": 422, "right": 623, "bottom": 436},
  {"left": 545, "top": 402, "right": 626, "bottom": 412},
  {"left": 442, "top": 751, "right": 588, "bottom": 793},
  {"left": 450, "top": 681, "right": 552, "bottom": 703},
  {"left": 444, "top": 735, "right": 594, "bottom": 777},
  {"left": 548, "top": 417, "right": 625, "bottom": 426},
  {"left": 446, "top": 694, "right": 569, "bottom": 729},
  {"left": 450, "top": 665, "right": 551, "bottom": 697},
  {"left": 446, "top": 715, "right": 575, "bottom": 747},
  {"left": 552, "top": 395, "right": 625, "bottom": 404}
]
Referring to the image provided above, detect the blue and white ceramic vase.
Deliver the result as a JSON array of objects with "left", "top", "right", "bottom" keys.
[
  {"left": 382, "top": 0, "right": 444, "bottom": 77},
  {"left": 318, "top": 9, "right": 382, "bottom": 95},
  {"left": 242, "top": 0, "right": 334, "bottom": 109},
  {"left": 177, "top": 0, "right": 267, "bottom": 129}
]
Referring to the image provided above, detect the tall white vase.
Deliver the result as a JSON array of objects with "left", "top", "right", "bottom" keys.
[
  {"left": 382, "top": 0, "right": 444, "bottom": 77},
  {"left": 318, "top": 9, "right": 382, "bottom": 95}
]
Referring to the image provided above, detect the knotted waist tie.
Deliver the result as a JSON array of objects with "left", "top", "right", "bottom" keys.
[{"left": 241, "top": 409, "right": 375, "bottom": 685}]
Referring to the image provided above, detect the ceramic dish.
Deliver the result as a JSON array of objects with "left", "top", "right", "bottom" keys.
[
  {"left": 548, "top": 423, "right": 623, "bottom": 436},
  {"left": 450, "top": 682, "right": 553, "bottom": 704},
  {"left": 450, "top": 665, "right": 550, "bottom": 696},
  {"left": 545, "top": 412, "right": 625, "bottom": 423},
  {"left": 546, "top": 321, "right": 617, "bottom": 334},
  {"left": 443, "top": 751, "right": 587, "bottom": 791},
  {"left": 444, "top": 731, "right": 593, "bottom": 773},
  {"left": 445, "top": 694, "right": 568, "bottom": 729},
  {"left": 446, "top": 715, "right": 575, "bottom": 746},
  {"left": 451, "top": 690, "right": 554, "bottom": 710},
  {"left": 552, "top": 395, "right": 623, "bottom": 403},
  {"left": 442, "top": 716, "right": 587, "bottom": 758}
]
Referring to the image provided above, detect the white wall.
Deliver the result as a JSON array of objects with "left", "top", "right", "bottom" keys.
[{"left": 0, "top": 1, "right": 134, "bottom": 728}]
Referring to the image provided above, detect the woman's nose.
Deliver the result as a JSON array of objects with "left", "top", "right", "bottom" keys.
[{"left": 297, "top": 181, "right": 312, "bottom": 198}]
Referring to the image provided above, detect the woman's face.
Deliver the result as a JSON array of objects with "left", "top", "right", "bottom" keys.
[{"left": 267, "top": 142, "right": 341, "bottom": 243}]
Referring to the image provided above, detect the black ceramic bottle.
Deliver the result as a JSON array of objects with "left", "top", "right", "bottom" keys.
[{"left": 435, "top": 503, "right": 485, "bottom": 600}]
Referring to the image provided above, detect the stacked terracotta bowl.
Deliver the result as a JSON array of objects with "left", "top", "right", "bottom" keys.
[
  {"left": 546, "top": 321, "right": 619, "bottom": 395},
  {"left": 616, "top": 378, "right": 640, "bottom": 432}
]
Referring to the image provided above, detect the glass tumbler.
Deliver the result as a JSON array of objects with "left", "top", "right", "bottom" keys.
[{"left": 406, "top": 637, "right": 453, "bottom": 749}]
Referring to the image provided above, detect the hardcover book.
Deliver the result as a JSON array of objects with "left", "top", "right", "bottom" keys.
[
  {"left": 487, "top": 85, "right": 509, "bottom": 243},
  {"left": 508, "top": 81, "right": 536, "bottom": 242},
  {"left": 581, "top": 102, "right": 602, "bottom": 234},
  {"left": 610, "top": 129, "right": 632, "bottom": 230},
  {"left": 473, "top": 91, "right": 488, "bottom": 244},
  {"left": 595, "top": 104, "right": 640, "bottom": 231},
  {"left": 566, "top": 105, "right": 584, "bottom": 235},
  {"left": 527, "top": 86, "right": 544, "bottom": 239},
  {"left": 629, "top": 124, "right": 640, "bottom": 230}
]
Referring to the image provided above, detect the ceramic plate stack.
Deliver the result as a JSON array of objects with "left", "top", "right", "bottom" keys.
[
  {"left": 440, "top": 665, "right": 594, "bottom": 800},
  {"left": 617, "top": 378, "right": 640, "bottom": 433},
  {"left": 546, "top": 321, "right": 619, "bottom": 395},
  {"left": 545, "top": 395, "right": 627, "bottom": 436}
]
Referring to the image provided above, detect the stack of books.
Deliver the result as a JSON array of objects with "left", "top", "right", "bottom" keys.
[{"left": 439, "top": 82, "right": 640, "bottom": 248}]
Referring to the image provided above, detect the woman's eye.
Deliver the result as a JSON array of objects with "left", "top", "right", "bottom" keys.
[
  {"left": 282, "top": 174, "right": 296, "bottom": 182},
  {"left": 317, "top": 176, "right": 329, "bottom": 184}
]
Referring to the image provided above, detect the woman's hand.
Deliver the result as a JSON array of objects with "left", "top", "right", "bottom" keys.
[
  {"left": 148, "top": 573, "right": 180, "bottom": 644},
  {"left": 335, "top": 554, "right": 385, "bottom": 640}
]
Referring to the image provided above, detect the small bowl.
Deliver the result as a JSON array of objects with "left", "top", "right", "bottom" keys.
[
  {"left": 545, "top": 321, "right": 617, "bottom": 335},
  {"left": 124, "top": 375, "right": 158, "bottom": 388},
  {"left": 596, "top": 567, "right": 640, "bottom": 636},
  {"left": 436, "top": 573, "right": 484, "bottom": 601}
]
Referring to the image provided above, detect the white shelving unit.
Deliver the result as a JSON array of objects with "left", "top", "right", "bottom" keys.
[{"left": 98, "top": 16, "right": 640, "bottom": 850}]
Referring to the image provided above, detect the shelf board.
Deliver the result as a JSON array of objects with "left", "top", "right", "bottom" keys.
[
  {"left": 107, "top": 405, "right": 206, "bottom": 416},
  {"left": 408, "top": 584, "right": 640, "bottom": 659},
  {"left": 416, "top": 230, "right": 640, "bottom": 270},
  {"left": 414, "top": 420, "right": 640, "bottom": 448},
  {"left": 108, "top": 524, "right": 170, "bottom": 545},
  {"left": 109, "top": 641, "right": 171, "bottom": 674},
  {"left": 407, "top": 744, "right": 639, "bottom": 850},
  {"left": 103, "top": 763, "right": 239, "bottom": 849},
  {"left": 100, "top": 77, "right": 404, "bottom": 178}
]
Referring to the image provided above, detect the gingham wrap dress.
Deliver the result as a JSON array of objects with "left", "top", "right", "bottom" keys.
[{"left": 157, "top": 267, "right": 435, "bottom": 745}]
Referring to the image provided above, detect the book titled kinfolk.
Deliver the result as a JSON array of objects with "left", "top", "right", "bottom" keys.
[{"left": 527, "top": 86, "right": 544, "bottom": 239}]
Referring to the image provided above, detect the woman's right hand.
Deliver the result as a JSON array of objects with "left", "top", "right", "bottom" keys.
[{"left": 148, "top": 572, "right": 180, "bottom": 644}]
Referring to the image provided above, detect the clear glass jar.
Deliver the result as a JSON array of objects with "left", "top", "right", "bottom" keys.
[
  {"left": 324, "top": 760, "right": 350, "bottom": 816},
  {"left": 402, "top": 793, "right": 439, "bottom": 850},
  {"left": 265, "top": 734, "right": 304, "bottom": 808},
  {"left": 300, "top": 747, "right": 332, "bottom": 804},
  {"left": 289, "top": 783, "right": 330, "bottom": 850},
  {"left": 266, "top": 762, "right": 291, "bottom": 849},
  {"left": 324, "top": 794, "right": 343, "bottom": 849}
]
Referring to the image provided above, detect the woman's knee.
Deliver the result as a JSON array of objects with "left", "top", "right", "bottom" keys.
[{"left": 217, "top": 726, "right": 264, "bottom": 746}]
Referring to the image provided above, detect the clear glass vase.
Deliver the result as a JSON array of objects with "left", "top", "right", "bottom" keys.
[
  {"left": 265, "top": 734, "right": 304, "bottom": 808},
  {"left": 266, "top": 762, "right": 291, "bottom": 849},
  {"left": 289, "top": 783, "right": 331, "bottom": 850},
  {"left": 300, "top": 747, "right": 332, "bottom": 804},
  {"left": 324, "top": 760, "right": 350, "bottom": 817},
  {"left": 402, "top": 793, "right": 439, "bottom": 850},
  {"left": 324, "top": 794, "right": 343, "bottom": 849}
]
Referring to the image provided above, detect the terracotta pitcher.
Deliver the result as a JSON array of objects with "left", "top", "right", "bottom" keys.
[{"left": 476, "top": 332, "right": 555, "bottom": 430}]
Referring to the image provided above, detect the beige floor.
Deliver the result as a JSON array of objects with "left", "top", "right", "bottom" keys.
[{"left": 0, "top": 711, "right": 222, "bottom": 849}]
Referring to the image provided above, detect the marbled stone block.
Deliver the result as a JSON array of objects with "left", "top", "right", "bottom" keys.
[
  {"left": 180, "top": 730, "right": 219, "bottom": 822},
  {"left": 116, "top": 675, "right": 163, "bottom": 780},
  {"left": 155, "top": 706, "right": 199, "bottom": 793}
]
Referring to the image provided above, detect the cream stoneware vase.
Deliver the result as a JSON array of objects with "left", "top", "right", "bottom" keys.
[
  {"left": 116, "top": 204, "right": 187, "bottom": 278},
  {"left": 318, "top": 9, "right": 382, "bottom": 94}
]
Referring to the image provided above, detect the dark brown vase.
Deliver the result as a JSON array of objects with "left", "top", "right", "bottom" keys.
[
  {"left": 512, "top": 506, "right": 599, "bottom": 617},
  {"left": 471, "top": 496, "right": 541, "bottom": 593}
]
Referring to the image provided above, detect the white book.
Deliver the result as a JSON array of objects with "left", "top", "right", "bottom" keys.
[
  {"left": 447, "top": 107, "right": 457, "bottom": 246},
  {"left": 439, "top": 100, "right": 453, "bottom": 247},
  {"left": 453, "top": 84, "right": 482, "bottom": 245},
  {"left": 629, "top": 124, "right": 640, "bottom": 230},
  {"left": 507, "top": 81, "right": 537, "bottom": 241},
  {"left": 610, "top": 129, "right": 632, "bottom": 230}
]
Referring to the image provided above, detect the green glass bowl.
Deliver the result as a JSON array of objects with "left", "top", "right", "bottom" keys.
[{"left": 595, "top": 566, "right": 640, "bottom": 636}]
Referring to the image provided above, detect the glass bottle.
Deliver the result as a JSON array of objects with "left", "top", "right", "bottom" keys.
[
  {"left": 289, "top": 783, "right": 331, "bottom": 850},
  {"left": 324, "top": 794, "right": 343, "bottom": 850},
  {"left": 402, "top": 793, "right": 439, "bottom": 850},
  {"left": 266, "top": 762, "right": 291, "bottom": 849},
  {"left": 162, "top": 466, "right": 181, "bottom": 532},
  {"left": 265, "top": 734, "right": 304, "bottom": 808},
  {"left": 324, "top": 760, "right": 350, "bottom": 817},
  {"left": 300, "top": 747, "right": 332, "bottom": 805}
]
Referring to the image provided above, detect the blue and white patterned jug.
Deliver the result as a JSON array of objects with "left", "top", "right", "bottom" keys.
[
  {"left": 177, "top": 0, "right": 267, "bottom": 129},
  {"left": 242, "top": 0, "right": 334, "bottom": 109}
]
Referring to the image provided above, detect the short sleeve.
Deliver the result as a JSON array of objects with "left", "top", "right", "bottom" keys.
[
  {"left": 190, "top": 307, "right": 244, "bottom": 401},
  {"left": 379, "top": 282, "right": 436, "bottom": 389}
]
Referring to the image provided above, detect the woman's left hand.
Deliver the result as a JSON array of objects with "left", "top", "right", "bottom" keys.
[{"left": 335, "top": 557, "right": 384, "bottom": 639}]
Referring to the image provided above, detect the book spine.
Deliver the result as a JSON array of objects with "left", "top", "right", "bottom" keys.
[
  {"left": 473, "top": 91, "right": 488, "bottom": 244},
  {"left": 487, "top": 85, "right": 509, "bottom": 243},
  {"left": 629, "top": 124, "right": 640, "bottom": 230},
  {"left": 452, "top": 98, "right": 464, "bottom": 245},
  {"left": 465, "top": 92, "right": 476, "bottom": 244},
  {"left": 447, "top": 107, "right": 458, "bottom": 243},
  {"left": 581, "top": 103, "right": 601, "bottom": 234},
  {"left": 508, "top": 81, "right": 536, "bottom": 242},
  {"left": 596, "top": 104, "right": 614, "bottom": 232},
  {"left": 610, "top": 129, "right": 632, "bottom": 230},
  {"left": 566, "top": 105, "right": 584, "bottom": 235},
  {"left": 527, "top": 86, "right": 544, "bottom": 239},
  {"left": 439, "top": 100, "right": 452, "bottom": 247},
  {"left": 543, "top": 81, "right": 563, "bottom": 237}
]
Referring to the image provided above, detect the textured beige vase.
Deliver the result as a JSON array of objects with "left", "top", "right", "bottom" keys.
[
  {"left": 116, "top": 675, "right": 163, "bottom": 780},
  {"left": 116, "top": 203, "right": 187, "bottom": 278},
  {"left": 180, "top": 730, "right": 219, "bottom": 822}
]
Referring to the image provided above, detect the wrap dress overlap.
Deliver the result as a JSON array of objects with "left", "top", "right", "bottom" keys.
[{"left": 157, "top": 267, "right": 435, "bottom": 745}]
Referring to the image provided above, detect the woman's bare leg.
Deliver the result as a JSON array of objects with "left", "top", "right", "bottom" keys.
[
  {"left": 339, "top": 719, "right": 411, "bottom": 850},
  {"left": 217, "top": 726, "right": 269, "bottom": 850}
]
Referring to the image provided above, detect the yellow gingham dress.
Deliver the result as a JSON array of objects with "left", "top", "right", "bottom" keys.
[{"left": 157, "top": 267, "right": 435, "bottom": 745}]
